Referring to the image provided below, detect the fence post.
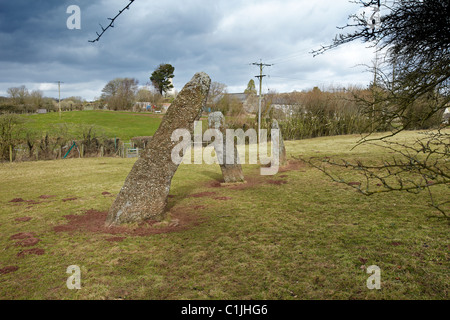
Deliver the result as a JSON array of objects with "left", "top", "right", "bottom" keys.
[
  {"left": 81, "top": 144, "right": 84, "bottom": 158},
  {"left": 9, "top": 145, "right": 12, "bottom": 163},
  {"left": 100, "top": 146, "right": 104, "bottom": 157}
]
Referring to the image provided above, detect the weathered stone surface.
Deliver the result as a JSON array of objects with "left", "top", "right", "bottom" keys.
[
  {"left": 105, "top": 72, "right": 211, "bottom": 226},
  {"left": 208, "top": 112, "right": 225, "bottom": 130},
  {"left": 272, "top": 119, "right": 287, "bottom": 165},
  {"left": 208, "top": 111, "right": 245, "bottom": 183}
]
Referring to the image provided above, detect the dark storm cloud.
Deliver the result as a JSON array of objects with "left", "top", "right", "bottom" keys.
[{"left": 0, "top": 0, "right": 376, "bottom": 100}]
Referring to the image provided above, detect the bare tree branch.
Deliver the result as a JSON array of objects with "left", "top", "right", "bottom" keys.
[
  {"left": 89, "top": 0, "right": 136, "bottom": 43},
  {"left": 299, "top": 130, "right": 450, "bottom": 217}
]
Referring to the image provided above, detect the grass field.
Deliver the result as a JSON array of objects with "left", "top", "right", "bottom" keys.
[
  {"left": 22, "top": 110, "right": 163, "bottom": 141},
  {"left": 0, "top": 131, "right": 448, "bottom": 300}
]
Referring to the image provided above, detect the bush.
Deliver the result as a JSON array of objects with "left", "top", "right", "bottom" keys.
[{"left": 0, "top": 114, "right": 25, "bottom": 161}]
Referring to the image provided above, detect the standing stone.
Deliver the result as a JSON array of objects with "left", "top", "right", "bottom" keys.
[
  {"left": 208, "top": 111, "right": 245, "bottom": 183},
  {"left": 105, "top": 72, "right": 211, "bottom": 226},
  {"left": 272, "top": 119, "right": 287, "bottom": 166}
]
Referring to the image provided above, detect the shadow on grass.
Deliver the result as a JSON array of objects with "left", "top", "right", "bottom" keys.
[{"left": 197, "top": 170, "right": 223, "bottom": 183}]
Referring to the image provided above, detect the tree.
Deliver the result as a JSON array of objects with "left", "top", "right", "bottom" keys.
[
  {"left": 244, "top": 79, "right": 257, "bottom": 95},
  {"left": 42, "top": 98, "right": 57, "bottom": 112},
  {"left": 216, "top": 94, "right": 244, "bottom": 117},
  {"left": 136, "top": 86, "right": 163, "bottom": 106},
  {"left": 150, "top": 63, "right": 175, "bottom": 96},
  {"left": 310, "top": 0, "right": 450, "bottom": 216},
  {"left": 7, "top": 85, "right": 29, "bottom": 106},
  {"left": 0, "top": 113, "right": 24, "bottom": 161},
  {"left": 206, "top": 81, "right": 227, "bottom": 111},
  {"left": 22, "top": 127, "right": 40, "bottom": 159},
  {"left": 29, "top": 90, "right": 44, "bottom": 110},
  {"left": 61, "top": 96, "right": 84, "bottom": 111},
  {"left": 101, "top": 78, "right": 139, "bottom": 110}
]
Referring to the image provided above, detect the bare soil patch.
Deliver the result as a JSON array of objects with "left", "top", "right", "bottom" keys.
[
  {"left": 267, "top": 180, "right": 288, "bottom": 185},
  {"left": 39, "top": 195, "right": 56, "bottom": 199},
  {"left": 0, "top": 266, "right": 19, "bottom": 275},
  {"left": 278, "top": 159, "right": 305, "bottom": 172},
  {"left": 204, "top": 160, "right": 302, "bottom": 191},
  {"left": 10, "top": 232, "right": 36, "bottom": 240},
  {"left": 15, "top": 238, "right": 41, "bottom": 247},
  {"left": 54, "top": 207, "right": 206, "bottom": 237},
  {"left": 62, "top": 197, "right": 78, "bottom": 202},
  {"left": 225, "top": 176, "right": 262, "bottom": 190},
  {"left": 189, "top": 192, "right": 217, "bottom": 198},
  {"left": 214, "top": 196, "right": 233, "bottom": 201},
  {"left": 26, "top": 200, "right": 42, "bottom": 205},
  {"left": 14, "top": 217, "right": 32, "bottom": 222},
  {"left": 10, "top": 196, "right": 52, "bottom": 206},
  {"left": 207, "top": 181, "right": 222, "bottom": 188},
  {"left": 17, "top": 248, "right": 45, "bottom": 257}
]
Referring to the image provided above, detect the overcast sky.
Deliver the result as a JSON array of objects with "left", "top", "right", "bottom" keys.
[{"left": 0, "top": 0, "right": 380, "bottom": 101}]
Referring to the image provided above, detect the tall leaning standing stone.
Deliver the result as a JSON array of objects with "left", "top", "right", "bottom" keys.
[
  {"left": 105, "top": 72, "right": 211, "bottom": 226},
  {"left": 208, "top": 111, "right": 245, "bottom": 184}
]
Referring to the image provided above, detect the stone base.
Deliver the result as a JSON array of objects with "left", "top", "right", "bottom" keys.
[{"left": 220, "top": 181, "right": 247, "bottom": 187}]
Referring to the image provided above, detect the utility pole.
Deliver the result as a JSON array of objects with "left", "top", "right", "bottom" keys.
[
  {"left": 251, "top": 60, "right": 272, "bottom": 143},
  {"left": 56, "top": 81, "right": 64, "bottom": 119}
]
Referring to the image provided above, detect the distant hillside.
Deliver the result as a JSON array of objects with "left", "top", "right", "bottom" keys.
[{"left": 21, "top": 110, "right": 163, "bottom": 141}]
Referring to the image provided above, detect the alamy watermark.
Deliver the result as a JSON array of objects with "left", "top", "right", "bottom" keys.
[
  {"left": 66, "top": 5, "right": 81, "bottom": 30},
  {"left": 171, "top": 121, "right": 280, "bottom": 175},
  {"left": 365, "top": 5, "right": 381, "bottom": 31},
  {"left": 66, "top": 265, "right": 81, "bottom": 290},
  {"left": 366, "top": 265, "right": 381, "bottom": 290}
]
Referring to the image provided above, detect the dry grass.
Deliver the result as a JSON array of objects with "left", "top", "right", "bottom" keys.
[{"left": 0, "top": 130, "right": 448, "bottom": 300}]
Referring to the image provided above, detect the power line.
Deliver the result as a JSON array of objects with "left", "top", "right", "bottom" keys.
[
  {"left": 89, "top": 0, "right": 136, "bottom": 43},
  {"left": 267, "top": 51, "right": 311, "bottom": 65},
  {"left": 269, "top": 75, "right": 325, "bottom": 82},
  {"left": 269, "top": 75, "right": 368, "bottom": 89}
]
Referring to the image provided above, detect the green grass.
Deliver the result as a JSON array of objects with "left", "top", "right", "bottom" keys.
[
  {"left": 0, "top": 131, "right": 448, "bottom": 300},
  {"left": 21, "top": 110, "right": 163, "bottom": 140}
]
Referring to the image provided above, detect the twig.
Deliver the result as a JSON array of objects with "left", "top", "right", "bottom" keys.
[{"left": 89, "top": 0, "right": 136, "bottom": 43}]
